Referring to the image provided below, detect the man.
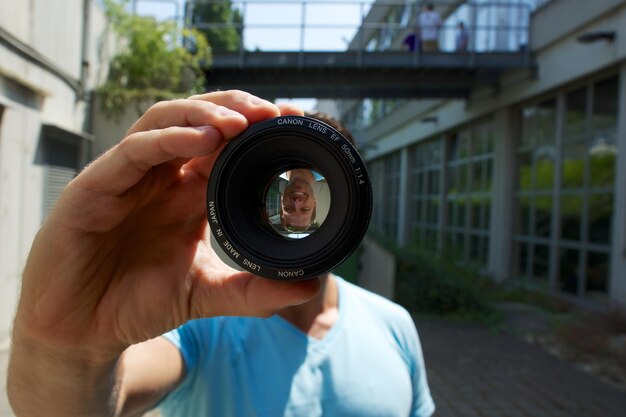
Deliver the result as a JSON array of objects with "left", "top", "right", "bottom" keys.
[
  {"left": 419, "top": 3, "right": 441, "bottom": 52},
  {"left": 455, "top": 21, "right": 469, "bottom": 52},
  {"left": 280, "top": 168, "right": 317, "bottom": 231},
  {"left": 7, "top": 90, "right": 434, "bottom": 417}
]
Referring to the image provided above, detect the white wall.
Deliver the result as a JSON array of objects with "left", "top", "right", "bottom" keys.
[
  {"left": 358, "top": 236, "right": 396, "bottom": 299},
  {"left": 0, "top": 0, "right": 109, "bottom": 344}
]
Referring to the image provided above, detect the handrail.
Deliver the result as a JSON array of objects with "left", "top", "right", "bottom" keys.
[{"left": 183, "top": 0, "right": 532, "bottom": 61}]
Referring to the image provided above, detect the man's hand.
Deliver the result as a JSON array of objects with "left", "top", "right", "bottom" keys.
[{"left": 7, "top": 91, "right": 320, "bottom": 416}]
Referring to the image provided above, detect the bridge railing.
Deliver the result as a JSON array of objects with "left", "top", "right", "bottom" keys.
[{"left": 183, "top": 0, "right": 532, "bottom": 57}]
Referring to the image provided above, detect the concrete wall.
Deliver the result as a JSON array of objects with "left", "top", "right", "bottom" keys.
[
  {"left": 358, "top": 236, "right": 396, "bottom": 299},
  {"left": 0, "top": 0, "right": 109, "bottom": 344}
]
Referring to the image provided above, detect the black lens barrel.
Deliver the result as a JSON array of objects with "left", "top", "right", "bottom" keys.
[{"left": 207, "top": 115, "right": 372, "bottom": 280}]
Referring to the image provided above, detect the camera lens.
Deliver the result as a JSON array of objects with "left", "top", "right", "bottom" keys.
[{"left": 207, "top": 115, "right": 372, "bottom": 280}]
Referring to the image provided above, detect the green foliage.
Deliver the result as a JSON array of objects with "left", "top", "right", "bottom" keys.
[
  {"left": 190, "top": 1, "right": 243, "bottom": 52},
  {"left": 368, "top": 231, "right": 497, "bottom": 322},
  {"left": 334, "top": 245, "right": 363, "bottom": 284},
  {"left": 98, "top": 0, "right": 211, "bottom": 117}
]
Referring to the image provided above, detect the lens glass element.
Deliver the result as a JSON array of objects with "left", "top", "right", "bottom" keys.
[{"left": 264, "top": 168, "right": 330, "bottom": 239}]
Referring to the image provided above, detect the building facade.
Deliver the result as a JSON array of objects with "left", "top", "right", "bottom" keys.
[
  {"left": 341, "top": 0, "right": 626, "bottom": 308},
  {"left": 0, "top": 0, "right": 111, "bottom": 345}
]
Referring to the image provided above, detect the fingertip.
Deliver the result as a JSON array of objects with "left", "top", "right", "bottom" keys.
[
  {"left": 245, "top": 95, "right": 281, "bottom": 123},
  {"left": 276, "top": 103, "right": 305, "bottom": 117}
]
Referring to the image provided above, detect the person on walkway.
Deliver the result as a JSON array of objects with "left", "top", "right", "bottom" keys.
[
  {"left": 455, "top": 21, "right": 469, "bottom": 52},
  {"left": 419, "top": 3, "right": 442, "bottom": 52},
  {"left": 7, "top": 90, "right": 435, "bottom": 417},
  {"left": 403, "top": 31, "right": 420, "bottom": 52}
]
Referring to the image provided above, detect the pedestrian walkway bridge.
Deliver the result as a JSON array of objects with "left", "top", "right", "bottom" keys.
[
  {"left": 206, "top": 49, "right": 530, "bottom": 98},
  {"left": 184, "top": 0, "right": 533, "bottom": 98}
]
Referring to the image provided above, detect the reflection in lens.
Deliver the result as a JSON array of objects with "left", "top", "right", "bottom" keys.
[{"left": 264, "top": 168, "right": 330, "bottom": 239}]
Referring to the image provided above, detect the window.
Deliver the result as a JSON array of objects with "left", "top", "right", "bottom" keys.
[
  {"left": 514, "top": 74, "right": 618, "bottom": 304},
  {"left": 369, "top": 152, "right": 402, "bottom": 242},
  {"left": 40, "top": 126, "right": 84, "bottom": 219},
  {"left": 557, "top": 75, "right": 617, "bottom": 303},
  {"left": 382, "top": 152, "right": 402, "bottom": 241},
  {"left": 445, "top": 118, "right": 494, "bottom": 266},
  {"left": 514, "top": 99, "right": 556, "bottom": 285},
  {"left": 408, "top": 140, "right": 442, "bottom": 250}
]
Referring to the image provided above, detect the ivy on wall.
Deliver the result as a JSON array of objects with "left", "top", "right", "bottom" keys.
[{"left": 98, "top": 0, "right": 211, "bottom": 117}]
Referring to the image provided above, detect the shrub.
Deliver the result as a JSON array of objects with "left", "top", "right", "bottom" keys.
[{"left": 369, "top": 231, "right": 497, "bottom": 321}]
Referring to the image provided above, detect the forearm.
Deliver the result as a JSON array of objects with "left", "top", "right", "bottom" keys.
[{"left": 7, "top": 329, "right": 123, "bottom": 417}]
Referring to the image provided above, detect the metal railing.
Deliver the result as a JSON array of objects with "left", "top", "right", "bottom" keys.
[{"left": 182, "top": 0, "right": 532, "bottom": 58}]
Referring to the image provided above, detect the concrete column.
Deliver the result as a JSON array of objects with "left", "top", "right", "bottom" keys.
[
  {"left": 358, "top": 236, "right": 396, "bottom": 300},
  {"left": 396, "top": 147, "right": 410, "bottom": 246},
  {"left": 488, "top": 108, "right": 516, "bottom": 283},
  {"left": 609, "top": 64, "right": 626, "bottom": 308}
]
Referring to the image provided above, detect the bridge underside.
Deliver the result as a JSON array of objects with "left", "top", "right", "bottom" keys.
[{"left": 204, "top": 51, "right": 532, "bottom": 99}]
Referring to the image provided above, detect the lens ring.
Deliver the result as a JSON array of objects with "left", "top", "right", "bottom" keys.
[{"left": 207, "top": 116, "right": 372, "bottom": 280}]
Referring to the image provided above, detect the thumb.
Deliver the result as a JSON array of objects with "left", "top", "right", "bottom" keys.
[{"left": 189, "top": 272, "right": 322, "bottom": 319}]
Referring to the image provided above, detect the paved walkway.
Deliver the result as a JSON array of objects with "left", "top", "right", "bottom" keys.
[
  {"left": 416, "top": 319, "right": 626, "bottom": 417},
  {"left": 2, "top": 320, "right": 625, "bottom": 417}
]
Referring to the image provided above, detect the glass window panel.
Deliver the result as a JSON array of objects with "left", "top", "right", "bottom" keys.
[
  {"left": 414, "top": 172, "right": 424, "bottom": 195},
  {"left": 458, "top": 198, "right": 467, "bottom": 228},
  {"left": 471, "top": 198, "right": 482, "bottom": 230},
  {"left": 459, "top": 133, "right": 471, "bottom": 159},
  {"left": 434, "top": 142, "right": 443, "bottom": 164},
  {"left": 517, "top": 242, "right": 529, "bottom": 278},
  {"left": 518, "top": 151, "right": 532, "bottom": 190},
  {"left": 410, "top": 226, "right": 421, "bottom": 246},
  {"left": 588, "top": 193, "right": 613, "bottom": 245},
  {"left": 472, "top": 128, "right": 485, "bottom": 156},
  {"left": 517, "top": 196, "right": 531, "bottom": 236},
  {"left": 586, "top": 252, "right": 609, "bottom": 304},
  {"left": 447, "top": 165, "right": 458, "bottom": 195},
  {"left": 536, "top": 100, "right": 557, "bottom": 146},
  {"left": 560, "top": 195, "right": 582, "bottom": 241},
  {"left": 414, "top": 147, "right": 424, "bottom": 168},
  {"left": 520, "top": 106, "right": 535, "bottom": 147},
  {"left": 414, "top": 199, "right": 423, "bottom": 223},
  {"left": 423, "top": 171, "right": 431, "bottom": 195},
  {"left": 534, "top": 196, "right": 553, "bottom": 238},
  {"left": 429, "top": 170, "right": 440, "bottom": 194},
  {"left": 592, "top": 75, "right": 618, "bottom": 137},
  {"left": 458, "top": 164, "right": 468, "bottom": 192},
  {"left": 534, "top": 151, "right": 555, "bottom": 190},
  {"left": 427, "top": 199, "right": 439, "bottom": 224},
  {"left": 471, "top": 162, "right": 483, "bottom": 191},
  {"left": 561, "top": 143, "right": 585, "bottom": 189},
  {"left": 481, "top": 237, "right": 489, "bottom": 265},
  {"left": 558, "top": 248, "right": 579, "bottom": 295},
  {"left": 470, "top": 234, "right": 481, "bottom": 261},
  {"left": 449, "top": 135, "right": 460, "bottom": 161},
  {"left": 532, "top": 244, "right": 550, "bottom": 283},
  {"left": 564, "top": 88, "right": 587, "bottom": 142},
  {"left": 588, "top": 142, "right": 616, "bottom": 187},
  {"left": 486, "top": 131, "right": 495, "bottom": 153},
  {"left": 447, "top": 200, "right": 456, "bottom": 226},
  {"left": 484, "top": 160, "right": 493, "bottom": 192},
  {"left": 483, "top": 199, "right": 491, "bottom": 230}
]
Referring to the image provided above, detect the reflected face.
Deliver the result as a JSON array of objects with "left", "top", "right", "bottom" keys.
[
  {"left": 281, "top": 177, "right": 316, "bottom": 229},
  {"left": 265, "top": 167, "right": 328, "bottom": 239}
]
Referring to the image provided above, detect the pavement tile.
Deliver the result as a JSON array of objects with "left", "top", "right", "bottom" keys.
[{"left": 417, "top": 318, "right": 626, "bottom": 417}]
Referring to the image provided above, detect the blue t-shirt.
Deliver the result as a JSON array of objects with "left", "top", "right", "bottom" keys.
[{"left": 159, "top": 278, "right": 435, "bottom": 417}]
